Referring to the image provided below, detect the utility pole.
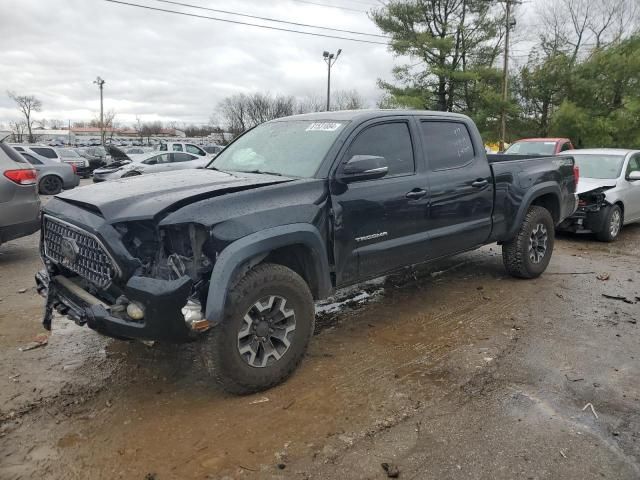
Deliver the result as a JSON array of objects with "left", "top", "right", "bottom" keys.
[
  {"left": 93, "top": 76, "right": 105, "bottom": 145},
  {"left": 68, "top": 119, "right": 71, "bottom": 146},
  {"left": 499, "top": 0, "right": 518, "bottom": 151},
  {"left": 323, "top": 49, "right": 341, "bottom": 111}
]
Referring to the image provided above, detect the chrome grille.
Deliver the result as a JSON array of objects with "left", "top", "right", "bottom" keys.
[{"left": 43, "top": 216, "right": 116, "bottom": 288}]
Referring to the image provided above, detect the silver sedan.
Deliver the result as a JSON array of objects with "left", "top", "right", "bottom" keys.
[
  {"left": 20, "top": 150, "right": 80, "bottom": 195},
  {"left": 559, "top": 148, "right": 640, "bottom": 241},
  {"left": 93, "top": 151, "right": 209, "bottom": 182}
]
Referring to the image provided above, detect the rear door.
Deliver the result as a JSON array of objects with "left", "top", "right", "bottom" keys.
[
  {"left": 171, "top": 152, "right": 201, "bottom": 170},
  {"left": 330, "top": 117, "right": 431, "bottom": 284},
  {"left": 417, "top": 119, "right": 494, "bottom": 258}
]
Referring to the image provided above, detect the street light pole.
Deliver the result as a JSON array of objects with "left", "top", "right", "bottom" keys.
[
  {"left": 323, "top": 49, "right": 341, "bottom": 111},
  {"left": 497, "top": 0, "right": 518, "bottom": 151},
  {"left": 93, "top": 76, "right": 105, "bottom": 145}
]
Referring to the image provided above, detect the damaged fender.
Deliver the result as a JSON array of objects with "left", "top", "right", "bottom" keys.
[{"left": 205, "top": 223, "right": 332, "bottom": 324}]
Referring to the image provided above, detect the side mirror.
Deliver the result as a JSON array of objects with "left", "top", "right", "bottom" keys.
[
  {"left": 339, "top": 155, "right": 388, "bottom": 183},
  {"left": 628, "top": 171, "right": 640, "bottom": 181}
]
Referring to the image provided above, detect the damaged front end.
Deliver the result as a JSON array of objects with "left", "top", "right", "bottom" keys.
[
  {"left": 558, "top": 186, "right": 614, "bottom": 233},
  {"left": 36, "top": 214, "right": 218, "bottom": 342}
]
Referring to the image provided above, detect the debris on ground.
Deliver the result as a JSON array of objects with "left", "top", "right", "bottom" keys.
[
  {"left": 381, "top": 462, "right": 400, "bottom": 478},
  {"left": 17, "top": 288, "right": 27, "bottom": 293},
  {"left": 596, "top": 273, "right": 610, "bottom": 281},
  {"left": 582, "top": 402, "right": 599, "bottom": 419},
  {"left": 602, "top": 293, "right": 635, "bottom": 304},
  {"left": 249, "top": 397, "right": 270, "bottom": 405},
  {"left": 18, "top": 333, "right": 49, "bottom": 352},
  {"left": 560, "top": 450, "right": 567, "bottom": 459}
]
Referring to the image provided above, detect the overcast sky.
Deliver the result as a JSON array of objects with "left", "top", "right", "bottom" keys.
[{"left": 0, "top": 0, "right": 536, "bottom": 128}]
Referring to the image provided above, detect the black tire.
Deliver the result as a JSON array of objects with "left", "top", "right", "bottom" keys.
[
  {"left": 595, "top": 205, "right": 622, "bottom": 242},
  {"left": 121, "top": 171, "right": 141, "bottom": 178},
  {"left": 205, "top": 263, "right": 315, "bottom": 394},
  {"left": 502, "top": 206, "right": 555, "bottom": 279},
  {"left": 39, "top": 175, "right": 63, "bottom": 195}
]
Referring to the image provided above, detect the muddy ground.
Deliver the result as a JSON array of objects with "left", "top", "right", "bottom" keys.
[{"left": 0, "top": 188, "right": 638, "bottom": 479}]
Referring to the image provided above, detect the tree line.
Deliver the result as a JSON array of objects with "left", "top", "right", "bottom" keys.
[{"left": 372, "top": 0, "right": 640, "bottom": 147}]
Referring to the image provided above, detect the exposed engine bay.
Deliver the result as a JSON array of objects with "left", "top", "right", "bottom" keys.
[{"left": 559, "top": 185, "right": 615, "bottom": 233}]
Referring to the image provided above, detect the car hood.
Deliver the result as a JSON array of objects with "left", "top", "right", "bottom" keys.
[
  {"left": 52, "top": 169, "right": 293, "bottom": 222},
  {"left": 577, "top": 177, "right": 617, "bottom": 195},
  {"left": 105, "top": 144, "right": 131, "bottom": 161}
]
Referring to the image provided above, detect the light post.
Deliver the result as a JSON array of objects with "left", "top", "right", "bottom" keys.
[
  {"left": 93, "top": 76, "right": 105, "bottom": 145},
  {"left": 323, "top": 49, "right": 341, "bottom": 111}
]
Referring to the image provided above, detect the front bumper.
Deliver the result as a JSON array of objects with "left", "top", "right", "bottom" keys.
[
  {"left": 558, "top": 204, "right": 610, "bottom": 233},
  {"left": 36, "top": 269, "right": 199, "bottom": 342}
]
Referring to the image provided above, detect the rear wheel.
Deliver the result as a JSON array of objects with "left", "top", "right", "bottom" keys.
[
  {"left": 204, "top": 263, "right": 315, "bottom": 394},
  {"left": 596, "top": 205, "right": 622, "bottom": 242},
  {"left": 39, "top": 175, "right": 63, "bottom": 195},
  {"left": 502, "top": 206, "right": 555, "bottom": 279}
]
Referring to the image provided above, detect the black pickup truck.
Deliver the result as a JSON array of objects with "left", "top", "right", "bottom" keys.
[{"left": 36, "top": 110, "right": 578, "bottom": 393}]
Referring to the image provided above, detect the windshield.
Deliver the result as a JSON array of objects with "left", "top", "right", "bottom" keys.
[
  {"left": 571, "top": 154, "right": 625, "bottom": 179},
  {"left": 210, "top": 120, "right": 348, "bottom": 177},
  {"left": 505, "top": 141, "right": 556, "bottom": 155}
]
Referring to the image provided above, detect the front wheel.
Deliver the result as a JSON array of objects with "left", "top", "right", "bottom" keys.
[
  {"left": 596, "top": 205, "right": 622, "bottom": 242},
  {"left": 204, "top": 263, "right": 315, "bottom": 394},
  {"left": 121, "top": 171, "right": 141, "bottom": 178},
  {"left": 502, "top": 206, "right": 555, "bottom": 279}
]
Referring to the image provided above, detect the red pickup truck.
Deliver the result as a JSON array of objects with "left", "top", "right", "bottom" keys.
[{"left": 505, "top": 138, "right": 574, "bottom": 156}]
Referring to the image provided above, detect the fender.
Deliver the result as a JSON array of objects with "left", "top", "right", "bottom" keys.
[
  {"left": 500, "top": 182, "right": 561, "bottom": 242},
  {"left": 205, "top": 223, "right": 332, "bottom": 323}
]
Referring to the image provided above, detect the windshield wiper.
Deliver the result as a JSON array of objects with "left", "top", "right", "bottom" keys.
[{"left": 241, "top": 169, "right": 284, "bottom": 177}]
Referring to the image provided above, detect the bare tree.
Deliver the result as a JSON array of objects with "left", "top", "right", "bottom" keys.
[
  {"left": 49, "top": 119, "right": 65, "bottom": 129},
  {"left": 296, "top": 93, "right": 325, "bottom": 114},
  {"left": 7, "top": 91, "right": 42, "bottom": 142},
  {"left": 332, "top": 89, "right": 366, "bottom": 110},
  {"left": 90, "top": 109, "right": 116, "bottom": 130},
  {"left": 218, "top": 93, "right": 295, "bottom": 135},
  {"left": 9, "top": 120, "right": 27, "bottom": 143}
]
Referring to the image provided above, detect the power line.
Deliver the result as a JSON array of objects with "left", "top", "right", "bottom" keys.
[
  {"left": 149, "top": 0, "right": 388, "bottom": 38},
  {"left": 290, "top": 0, "right": 367, "bottom": 13},
  {"left": 104, "top": 0, "right": 389, "bottom": 44}
]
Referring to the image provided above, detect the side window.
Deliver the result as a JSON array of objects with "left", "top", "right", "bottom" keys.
[
  {"left": 14, "top": 146, "right": 24, "bottom": 151},
  {"left": 560, "top": 142, "right": 572, "bottom": 152},
  {"left": 627, "top": 155, "right": 640, "bottom": 176},
  {"left": 23, "top": 153, "right": 42, "bottom": 165},
  {"left": 186, "top": 144, "right": 205, "bottom": 156},
  {"left": 420, "top": 121, "right": 475, "bottom": 170},
  {"left": 31, "top": 147, "right": 57, "bottom": 159},
  {"left": 159, "top": 144, "right": 167, "bottom": 151},
  {"left": 172, "top": 144, "right": 183, "bottom": 152},
  {"left": 173, "top": 152, "right": 195, "bottom": 162},
  {"left": 346, "top": 122, "right": 414, "bottom": 177}
]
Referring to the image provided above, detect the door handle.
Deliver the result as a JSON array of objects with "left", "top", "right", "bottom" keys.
[
  {"left": 471, "top": 179, "right": 488, "bottom": 188},
  {"left": 406, "top": 188, "right": 427, "bottom": 199}
]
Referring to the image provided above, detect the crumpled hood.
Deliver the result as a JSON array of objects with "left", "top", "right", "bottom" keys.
[
  {"left": 51, "top": 169, "right": 292, "bottom": 222},
  {"left": 577, "top": 177, "right": 617, "bottom": 195}
]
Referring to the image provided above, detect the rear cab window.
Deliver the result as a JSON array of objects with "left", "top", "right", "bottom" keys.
[{"left": 420, "top": 121, "right": 475, "bottom": 170}]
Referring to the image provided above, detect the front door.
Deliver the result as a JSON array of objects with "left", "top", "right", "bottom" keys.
[
  {"left": 417, "top": 119, "right": 494, "bottom": 258},
  {"left": 623, "top": 154, "right": 640, "bottom": 221},
  {"left": 330, "top": 119, "right": 431, "bottom": 285}
]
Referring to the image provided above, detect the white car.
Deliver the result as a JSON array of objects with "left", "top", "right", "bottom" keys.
[
  {"left": 157, "top": 142, "right": 211, "bottom": 158},
  {"left": 558, "top": 148, "right": 640, "bottom": 241},
  {"left": 92, "top": 151, "right": 210, "bottom": 182}
]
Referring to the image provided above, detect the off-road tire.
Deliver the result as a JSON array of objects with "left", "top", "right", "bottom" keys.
[
  {"left": 595, "top": 205, "right": 622, "bottom": 242},
  {"left": 39, "top": 175, "right": 63, "bottom": 195},
  {"left": 502, "top": 206, "right": 555, "bottom": 279},
  {"left": 206, "top": 263, "right": 315, "bottom": 395}
]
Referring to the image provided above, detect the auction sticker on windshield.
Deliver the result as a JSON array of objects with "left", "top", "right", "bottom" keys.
[{"left": 306, "top": 122, "right": 342, "bottom": 132}]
